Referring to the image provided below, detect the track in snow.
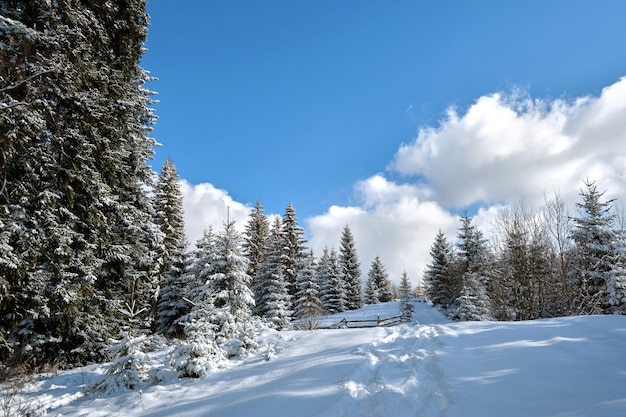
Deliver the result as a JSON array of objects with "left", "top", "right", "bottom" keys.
[{"left": 322, "top": 324, "right": 451, "bottom": 417}]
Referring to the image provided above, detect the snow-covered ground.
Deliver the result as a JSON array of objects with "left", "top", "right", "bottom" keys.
[{"left": 11, "top": 301, "right": 626, "bottom": 417}]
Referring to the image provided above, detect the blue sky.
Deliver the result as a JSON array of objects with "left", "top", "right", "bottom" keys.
[{"left": 142, "top": 1, "right": 626, "bottom": 283}]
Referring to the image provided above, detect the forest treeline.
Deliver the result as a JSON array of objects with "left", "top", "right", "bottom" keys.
[{"left": 424, "top": 182, "right": 626, "bottom": 321}]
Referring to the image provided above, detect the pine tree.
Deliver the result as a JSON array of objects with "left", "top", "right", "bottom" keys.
[
  {"left": 255, "top": 217, "right": 292, "bottom": 329},
  {"left": 204, "top": 221, "right": 257, "bottom": 358},
  {"left": 453, "top": 215, "right": 492, "bottom": 321},
  {"left": 280, "top": 203, "right": 307, "bottom": 299},
  {"left": 424, "top": 230, "right": 457, "bottom": 312},
  {"left": 339, "top": 225, "right": 363, "bottom": 310},
  {"left": 243, "top": 200, "right": 270, "bottom": 298},
  {"left": 318, "top": 247, "right": 346, "bottom": 314},
  {"left": 154, "top": 159, "right": 188, "bottom": 336},
  {"left": 569, "top": 180, "right": 617, "bottom": 314},
  {"left": 294, "top": 251, "right": 324, "bottom": 321},
  {"left": 0, "top": 0, "right": 160, "bottom": 367},
  {"left": 170, "top": 274, "right": 224, "bottom": 378},
  {"left": 364, "top": 256, "right": 393, "bottom": 304},
  {"left": 399, "top": 271, "right": 414, "bottom": 322},
  {"left": 363, "top": 274, "right": 380, "bottom": 305},
  {"left": 608, "top": 226, "right": 626, "bottom": 314}
]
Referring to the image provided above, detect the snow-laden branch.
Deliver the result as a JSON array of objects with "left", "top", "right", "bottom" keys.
[{"left": 0, "top": 69, "right": 56, "bottom": 94}]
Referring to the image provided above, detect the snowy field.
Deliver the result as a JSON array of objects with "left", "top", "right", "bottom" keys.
[{"left": 11, "top": 301, "right": 626, "bottom": 417}]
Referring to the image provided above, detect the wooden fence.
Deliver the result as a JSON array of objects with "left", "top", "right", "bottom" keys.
[{"left": 334, "top": 314, "right": 403, "bottom": 329}]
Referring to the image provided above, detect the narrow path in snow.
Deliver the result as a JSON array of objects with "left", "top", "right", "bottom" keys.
[{"left": 321, "top": 324, "right": 451, "bottom": 417}]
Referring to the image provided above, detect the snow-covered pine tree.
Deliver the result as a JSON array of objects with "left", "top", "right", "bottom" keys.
[
  {"left": 317, "top": 247, "right": 347, "bottom": 314},
  {"left": 170, "top": 275, "right": 224, "bottom": 378},
  {"left": 399, "top": 271, "right": 414, "bottom": 322},
  {"left": 569, "top": 180, "right": 616, "bottom": 314},
  {"left": 294, "top": 251, "right": 324, "bottom": 323},
  {"left": 91, "top": 290, "right": 156, "bottom": 394},
  {"left": 154, "top": 159, "right": 188, "bottom": 336},
  {"left": 280, "top": 203, "right": 307, "bottom": 299},
  {"left": 453, "top": 215, "right": 493, "bottom": 321},
  {"left": 255, "top": 217, "right": 292, "bottom": 329},
  {"left": 0, "top": 0, "right": 160, "bottom": 367},
  {"left": 204, "top": 221, "right": 257, "bottom": 358},
  {"left": 363, "top": 274, "right": 380, "bottom": 305},
  {"left": 171, "top": 301, "right": 224, "bottom": 379},
  {"left": 243, "top": 200, "right": 270, "bottom": 309},
  {"left": 424, "top": 230, "right": 457, "bottom": 313},
  {"left": 608, "top": 216, "right": 626, "bottom": 314},
  {"left": 364, "top": 256, "right": 393, "bottom": 304},
  {"left": 339, "top": 225, "right": 363, "bottom": 310}
]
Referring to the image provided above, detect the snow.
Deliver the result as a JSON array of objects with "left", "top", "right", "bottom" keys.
[{"left": 12, "top": 301, "right": 626, "bottom": 417}]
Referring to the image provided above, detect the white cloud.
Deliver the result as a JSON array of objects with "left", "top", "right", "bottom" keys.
[
  {"left": 180, "top": 180, "right": 251, "bottom": 247},
  {"left": 178, "top": 77, "right": 626, "bottom": 291},
  {"left": 389, "top": 77, "right": 626, "bottom": 209},
  {"left": 307, "top": 175, "right": 457, "bottom": 287}
]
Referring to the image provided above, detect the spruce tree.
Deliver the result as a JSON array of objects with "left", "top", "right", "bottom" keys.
[
  {"left": 255, "top": 217, "right": 292, "bottom": 329},
  {"left": 363, "top": 274, "right": 380, "bottom": 305},
  {"left": 453, "top": 215, "right": 492, "bottom": 321},
  {"left": 171, "top": 265, "right": 223, "bottom": 378},
  {"left": 339, "top": 225, "right": 363, "bottom": 310},
  {"left": 205, "top": 221, "right": 257, "bottom": 357},
  {"left": 424, "top": 230, "right": 457, "bottom": 312},
  {"left": 294, "top": 251, "right": 324, "bottom": 321},
  {"left": 154, "top": 159, "right": 188, "bottom": 336},
  {"left": 399, "top": 271, "right": 414, "bottom": 322},
  {"left": 318, "top": 247, "right": 346, "bottom": 314},
  {"left": 0, "top": 0, "right": 159, "bottom": 367},
  {"left": 365, "top": 256, "right": 393, "bottom": 304},
  {"left": 280, "top": 203, "right": 307, "bottom": 298},
  {"left": 243, "top": 200, "right": 270, "bottom": 283},
  {"left": 570, "top": 180, "right": 616, "bottom": 314},
  {"left": 243, "top": 200, "right": 270, "bottom": 310},
  {"left": 608, "top": 226, "right": 626, "bottom": 314}
]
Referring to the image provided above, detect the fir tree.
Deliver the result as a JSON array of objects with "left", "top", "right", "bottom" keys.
[
  {"left": 294, "top": 251, "right": 324, "bottom": 321},
  {"left": 608, "top": 227, "right": 626, "bottom": 314},
  {"left": 154, "top": 159, "right": 188, "bottom": 336},
  {"left": 569, "top": 180, "right": 616, "bottom": 314},
  {"left": 243, "top": 200, "right": 270, "bottom": 300},
  {"left": 204, "top": 221, "right": 257, "bottom": 358},
  {"left": 0, "top": 0, "right": 159, "bottom": 367},
  {"left": 170, "top": 278, "right": 224, "bottom": 378},
  {"left": 453, "top": 215, "right": 492, "bottom": 321},
  {"left": 399, "top": 271, "right": 414, "bottom": 322},
  {"left": 318, "top": 247, "right": 346, "bottom": 314},
  {"left": 363, "top": 274, "right": 380, "bottom": 305},
  {"left": 424, "top": 230, "right": 457, "bottom": 312},
  {"left": 364, "top": 256, "right": 393, "bottom": 304},
  {"left": 255, "top": 217, "right": 292, "bottom": 329},
  {"left": 339, "top": 225, "right": 363, "bottom": 310},
  {"left": 280, "top": 203, "right": 307, "bottom": 298}
]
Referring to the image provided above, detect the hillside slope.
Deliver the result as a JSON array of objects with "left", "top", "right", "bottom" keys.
[{"left": 18, "top": 301, "right": 626, "bottom": 416}]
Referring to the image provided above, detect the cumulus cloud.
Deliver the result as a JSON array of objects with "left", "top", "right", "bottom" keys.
[
  {"left": 389, "top": 77, "right": 626, "bottom": 209},
  {"left": 307, "top": 175, "right": 457, "bottom": 287},
  {"left": 178, "top": 77, "right": 626, "bottom": 290},
  {"left": 180, "top": 180, "right": 251, "bottom": 247}
]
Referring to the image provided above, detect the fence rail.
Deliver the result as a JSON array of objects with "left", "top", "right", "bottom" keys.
[{"left": 334, "top": 314, "right": 403, "bottom": 329}]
